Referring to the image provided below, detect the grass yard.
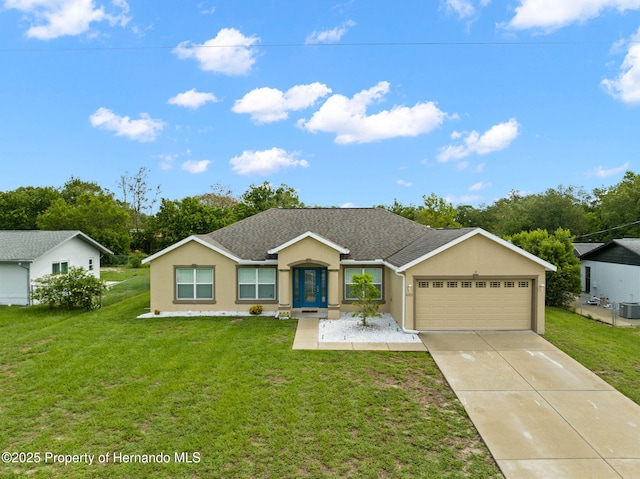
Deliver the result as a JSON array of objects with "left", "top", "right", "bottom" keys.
[
  {"left": 544, "top": 307, "right": 640, "bottom": 405},
  {"left": 0, "top": 294, "right": 501, "bottom": 479}
]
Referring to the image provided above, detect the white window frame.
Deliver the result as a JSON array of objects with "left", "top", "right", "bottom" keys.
[
  {"left": 175, "top": 267, "right": 214, "bottom": 301},
  {"left": 52, "top": 261, "right": 69, "bottom": 275},
  {"left": 344, "top": 267, "right": 383, "bottom": 301},
  {"left": 238, "top": 267, "right": 276, "bottom": 301}
]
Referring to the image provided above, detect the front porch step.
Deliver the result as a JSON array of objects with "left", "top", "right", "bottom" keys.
[{"left": 291, "top": 308, "right": 329, "bottom": 319}]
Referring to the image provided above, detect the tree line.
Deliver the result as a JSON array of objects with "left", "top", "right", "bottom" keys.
[{"left": 2, "top": 169, "right": 639, "bottom": 257}]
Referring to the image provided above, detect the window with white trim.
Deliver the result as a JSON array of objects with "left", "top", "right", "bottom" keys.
[
  {"left": 176, "top": 267, "right": 214, "bottom": 300},
  {"left": 52, "top": 261, "right": 68, "bottom": 274},
  {"left": 345, "top": 267, "right": 382, "bottom": 300},
  {"left": 238, "top": 268, "right": 276, "bottom": 300}
]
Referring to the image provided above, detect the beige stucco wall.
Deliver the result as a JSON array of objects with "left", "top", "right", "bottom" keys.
[
  {"left": 337, "top": 265, "right": 393, "bottom": 316},
  {"left": 148, "top": 231, "right": 548, "bottom": 331},
  {"left": 148, "top": 240, "right": 270, "bottom": 314},
  {"left": 276, "top": 236, "right": 342, "bottom": 319},
  {"left": 402, "top": 234, "right": 548, "bottom": 333}
]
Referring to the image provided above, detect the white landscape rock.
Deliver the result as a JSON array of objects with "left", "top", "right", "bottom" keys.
[{"left": 318, "top": 313, "right": 421, "bottom": 343}]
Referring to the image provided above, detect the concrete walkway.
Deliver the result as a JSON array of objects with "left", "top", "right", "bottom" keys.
[{"left": 423, "top": 331, "right": 640, "bottom": 479}]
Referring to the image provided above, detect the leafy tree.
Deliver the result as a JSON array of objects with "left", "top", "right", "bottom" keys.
[
  {"left": 525, "top": 186, "right": 590, "bottom": 236},
  {"left": 31, "top": 267, "right": 105, "bottom": 310},
  {"left": 378, "top": 194, "right": 461, "bottom": 227},
  {"left": 0, "top": 186, "right": 61, "bottom": 229},
  {"left": 350, "top": 273, "right": 382, "bottom": 326},
  {"left": 505, "top": 228, "right": 581, "bottom": 308},
  {"left": 152, "top": 196, "right": 230, "bottom": 250},
  {"left": 235, "top": 182, "right": 304, "bottom": 219},
  {"left": 377, "top": 199, "right": 421, "bottom": 222},
  {"left": 60, "top": 177, "right": 105, "bottom": 204},
  {"left": 37, "top": 193, "right": 130, "bottom": 254},
  {"left": 198, "top": 183, "right": 239, "bottom": 209},
  {"left": 589, "top": 171, "right": 640, "bottom": 242},
  {"left": 418, "top": 193, "right": 461, "bottom": 228}
]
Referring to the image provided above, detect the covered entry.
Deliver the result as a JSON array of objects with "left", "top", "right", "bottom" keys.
[
  {"left": 293, "top": 267, "right": 328, "bottom": 309},
  {"left": 415, "top": 278, "right": 533, "bottom": 331}
]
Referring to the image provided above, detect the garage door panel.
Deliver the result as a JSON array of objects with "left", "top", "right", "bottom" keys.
[{"left": 416, "top": 279, "right": 531, "bottom": 331}]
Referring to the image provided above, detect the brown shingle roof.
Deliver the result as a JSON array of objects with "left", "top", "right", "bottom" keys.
[{"left": 199, "top": 208, "right": 471, "bottom": 265}]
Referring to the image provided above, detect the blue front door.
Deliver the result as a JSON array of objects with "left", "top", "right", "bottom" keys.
[{"left": 293, "top": 267, "right": 328, "bottom": 308}]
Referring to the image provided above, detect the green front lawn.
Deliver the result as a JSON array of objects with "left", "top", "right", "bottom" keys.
[
  {"left": 0, "top": 296, "right": 500, "bottom": 479},
  {"left": 543, "top": 307, "right": 640, "bottom": 405}
]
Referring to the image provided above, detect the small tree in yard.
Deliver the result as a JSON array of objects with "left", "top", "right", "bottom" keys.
[
  {"left": 350, "top": 273, "right": 382, "bottom": 326},
  {"left": 32, "top": 267, "right": 106, "bottom": 310}
]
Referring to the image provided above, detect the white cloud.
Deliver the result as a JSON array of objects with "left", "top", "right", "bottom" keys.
[
  {"left": 154, "top": 153, "right": 178, "bottom": 171},
  {"left": 181, "top": 160, "right": 211, "bottom": 174},
  {"left": 588, "top": 161, "right": 630, "bottom": 178},
  {"left": 173, "top": 28, "right": 259, "bottom": 76},
  {"left": 442, "top": 0, "right": 475, "bottom": 18},
  {"left": 396, "top": 179, "right": 413, "bottom": 187},
  {"left": 469, "top": 181, "right": 491, "bottom": 191},
  {"left": 437, "top": 118, "right": 520, "bottom": 162},
  {"left": 505, "top": 0, "right": 640, "bottom": 31},
  {"left": 4, "top": 0, "right": 131, "bottom": 40},
  {"left": 445, "top": 194, "right": 482, "bottom": 204},
  {"left": 196, "top": 1, "right": 215, "bottom": 14},
  {"left": 441, "top": 0, "right": 491, "bottom": 19},
  {"left": 456, "top": 161, "right": 469, "bottom": 171},
  {"left": 305, "top": 20, "right": 355, "bottom": 44},
  {"left": 232, "top": 83, "right": 332, "bottom": 124},
  {"left": 89, "top": 107, "right": 164, "bottom": 142},
  {"left": 602, "top": 28, "right": 640, "bottom": 103},
  {"left": 230, "top": 147, "right": 310, "bottom": 175},
  {"left": 168, "top": 89, "right": 218, "bottom": 109},
  {"left": 299, "top": 81, "right": 447, "bottom": 144}
]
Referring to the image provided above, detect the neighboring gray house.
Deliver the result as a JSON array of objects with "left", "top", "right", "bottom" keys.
[
  {"left": 0, "top": 231, "right": 113, "bottom": 306},
  {"left": 573, "top": 242, "right": 603, "bottom": 258},
  {"left": 578, "top": 239, "right": 640, "bottom": 305}
]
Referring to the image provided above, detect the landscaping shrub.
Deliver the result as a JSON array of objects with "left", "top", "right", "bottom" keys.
[
  {"left": 31, "top": 267, "right": 106, "bottom": 310},
  {"left": 249, "top": 304, "right": 264, "bottom": 315},
  {"left": 350, "top": 273, "right": 382, "bottom": 326}
]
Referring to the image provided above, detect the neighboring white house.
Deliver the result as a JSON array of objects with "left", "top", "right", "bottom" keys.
[
  {"left": 578, "top": 239, "right": 640, "bottom": 305},
  {"left": 0, "top": 231, "right": 113, "bottom": 306}
]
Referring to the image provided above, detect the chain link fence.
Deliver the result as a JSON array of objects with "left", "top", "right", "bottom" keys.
[{"left": 101, "top": 275, "right": 149, "bottom": 307}]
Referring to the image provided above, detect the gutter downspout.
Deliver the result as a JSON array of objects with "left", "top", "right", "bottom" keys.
[{"left": 389, "top": 265, "right": 419, "bottom": 334}]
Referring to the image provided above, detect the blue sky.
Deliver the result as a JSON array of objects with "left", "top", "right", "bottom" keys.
[{"left": 1, "top": 1, "right": 639, "bottom": 208}]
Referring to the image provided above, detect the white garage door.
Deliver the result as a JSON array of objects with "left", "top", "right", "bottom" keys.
[
  {"left": 415, "top": 279, "right": 532, "bottom": 331},
  {"left": 0, "top": 264, "right": 30, "bottom": 306}
]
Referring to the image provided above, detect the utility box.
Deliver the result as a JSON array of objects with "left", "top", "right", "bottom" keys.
[{"left": 619, "top": 303, "right": 640, "bottom": 319}]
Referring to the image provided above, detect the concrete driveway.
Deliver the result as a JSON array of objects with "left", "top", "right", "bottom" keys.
[{"left": 421, "top": 331, "right": 640, "bottom": 479}]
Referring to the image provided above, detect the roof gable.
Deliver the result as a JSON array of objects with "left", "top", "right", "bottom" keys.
[
  {"left": 142, "top": 235, "right": 243, "bottom": 264},
  {"left": 0, "top": 230, "right": 113, "bottom": 261},
  {"left": 581, "top": 238, "right": 640, "bottom": 266},
  {"left": 392, "top": 228, "right": 557, "bottom": 272},
  {"left": 267, "top": 231, "right": 350, "bottom": 255}
]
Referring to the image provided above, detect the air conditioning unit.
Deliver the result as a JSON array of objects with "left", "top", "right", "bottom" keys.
[{"left": 619, "top": 303, "right": 640, "bottom": 319}]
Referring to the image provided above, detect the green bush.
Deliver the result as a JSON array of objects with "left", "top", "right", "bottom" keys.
[
  {"left": 128, "top": 251, "right": 147, "bottom": 269},
  {"left": 249, "top": 305, "right": 264, "bottom": 315},
  {"left": 31, "top": 267, "right": 106, "bottom": 310}
]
